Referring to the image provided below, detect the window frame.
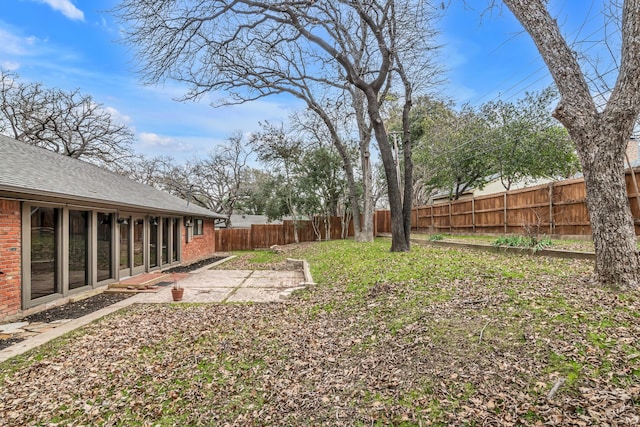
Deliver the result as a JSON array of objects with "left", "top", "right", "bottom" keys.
[{"left": 193, "top": 218, "right": 204, "bottom": 236}]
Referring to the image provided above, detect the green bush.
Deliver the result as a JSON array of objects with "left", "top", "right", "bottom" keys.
[{"left": 492, "top": 235, "right": 553, "bottom": 252}]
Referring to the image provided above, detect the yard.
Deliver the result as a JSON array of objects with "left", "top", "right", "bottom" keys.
[{"left": 1, "top": 239, "right": 639, "bottom": 426}]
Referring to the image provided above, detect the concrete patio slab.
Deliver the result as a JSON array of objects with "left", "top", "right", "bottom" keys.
[
  {"left": 227, "top": 287, "right": 288, "bottom": 303},
  {"left": 251, "top": 270, "right": 303, "bottom": 279},
  {"left": 178, "top": 274, "right": 246, "bottom": 288},
  {"left": 242, "top": 275, "right": 304, "bottom": 288},
  {"left": 137, "top": 286, "right": 234, "bottom": 303}
]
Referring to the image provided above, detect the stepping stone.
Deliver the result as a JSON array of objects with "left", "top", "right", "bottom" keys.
[
  {"left": 24, "top": 324, "right": 58, "bottom": 333},
  {"left": 17, "top": 331, "right": 38, "bottom": 338},
  {"left": 0, "top": 322, "right": 29, "bottom": 334}
]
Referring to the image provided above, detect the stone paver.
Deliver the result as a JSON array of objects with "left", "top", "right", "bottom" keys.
[
  {"left": 227, "top": 287, "right": 287, "bottom": 303},
  {"left": 0, "top": 322, "right": 28, "bottom": 333},
  {"left": 242, "top": 274, "right": 304, "bottom": 288},
  {"left": 251, "top": 270, "right": 302, "bottom": 279},
  {"left": 179, "top": 274, "right": 246, "bottom": 289}
]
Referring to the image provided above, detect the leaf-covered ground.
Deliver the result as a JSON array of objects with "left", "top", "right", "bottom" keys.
[{"left": 1, "top": 239, "right": 639, "bottom": 426}]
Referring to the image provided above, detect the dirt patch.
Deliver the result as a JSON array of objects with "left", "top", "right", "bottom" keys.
[
  {"left": 0, "top": 336, "right": 26, "bottom": 352},
  {"left": 22, "top": 293, "right": 133, "bottom": 324}
]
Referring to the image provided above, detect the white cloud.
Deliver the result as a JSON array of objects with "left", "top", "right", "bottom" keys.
[
  {"left": 103, "top": 106, "right": 131, "bottom": 125},
  {"left": 36, "top": 0, "right": 84, "bottom": 21},
  {"left": 139, "top": 132, "right": 175, "bottom": 148},
  {"left": 138, "top": 132, "right": 194, "bottom": 153},
  {"left": 0, "top": 28, "right": 30, "bottom": 56},
  {"left": 1, "top": 61, "right": 20, "bottom": 71}
]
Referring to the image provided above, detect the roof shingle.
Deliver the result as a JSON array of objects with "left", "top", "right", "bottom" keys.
[{"left": 0, "top": 135, "right": 224, "bottom": 219}]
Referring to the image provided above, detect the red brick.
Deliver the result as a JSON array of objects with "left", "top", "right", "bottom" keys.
[
  {"left": 182, "top": 219, "right": 217, "bottom": 263},
  {"left": 0, "top": 199, "right": 21, "bottom": 320}
]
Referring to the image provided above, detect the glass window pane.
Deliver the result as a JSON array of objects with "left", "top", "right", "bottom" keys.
[
  {"left": 194, "top": 218, "right": 203, "bottom": 235},
  {"left": 172, "top": 218, "right": 179, "bottom": 262},
  {"left": 30, "top": 207, "right": 58, "bottom": 299},
  {"left": 69, "top": 210, "right": 89, "bottom": 290},
  {"left": 133, "top": 218, "right": 144, "bottom": 268},
  {"left": 97, "top": 213, "right": 113, "bottom": 282},
  {"left": 149, "top": 218, "right": 158, "bottom": 268},
  {"left": 162, "top": 218, "right": 169, "bottom": 264},
  {"left": 120, "top": 218, "right": 130, "bottom": 271}
]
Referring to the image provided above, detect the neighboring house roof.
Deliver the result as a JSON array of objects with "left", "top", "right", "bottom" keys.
[
  {"left": 225, "top": 214, "right": 283, "bottom": 228},
  {"left": 0, "top": 135, "right": 225, "bottom": 219}
]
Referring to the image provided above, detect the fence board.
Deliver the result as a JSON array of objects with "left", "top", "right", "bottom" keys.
[
  {"left": 398, "top": 170, "right": 640, "bottom": 237},
  {"left": 215, "top": 228, "right": 252, "bottom": 251},
  {"left": 216, "top": 215, "right": 356, "bottom": 250}
]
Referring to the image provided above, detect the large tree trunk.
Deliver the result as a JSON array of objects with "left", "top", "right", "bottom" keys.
[
  {"left": 504, "top": 0, "right": 640, "bottom": 289},
  {"left": 356, "top": 143, "right": 375, "bottom": 242},
  {"left": 366, "top": 92, "right": 410, "bottom": 252},
  {"left": 577, "top": 132, "right": 640, "bottom": 289}
]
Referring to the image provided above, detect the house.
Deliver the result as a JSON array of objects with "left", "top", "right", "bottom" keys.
[
  {"left": 429, "top": 175, "right": 555, "bottom": 204},
  {"left": 223, "top": 214, "right": 284, "bottom": 228},
  {"left": 0, "top": 135, "right": 225, "bottom": 321}
]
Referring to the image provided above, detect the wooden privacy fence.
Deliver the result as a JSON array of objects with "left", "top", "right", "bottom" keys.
[
  {"left": 215, "top": 216, "right": 357, "bottom": 251},
  {"left": 216, "top": 170, "right": 640, "bottom": 251},
  {"left": 403, "top": 170, "right": 640, "bottom": 237}
]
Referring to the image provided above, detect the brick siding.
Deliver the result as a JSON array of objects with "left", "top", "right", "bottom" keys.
[
  {"left": 0, "top": 200, "right": 21, "bottom": 319},
  {"left": 181, "top": 219, "right": 216, "bottom": 263}
]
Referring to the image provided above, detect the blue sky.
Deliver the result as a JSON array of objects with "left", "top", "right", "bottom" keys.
[{"left": 0, "top": 1, "right": 611, "bottom": 162}]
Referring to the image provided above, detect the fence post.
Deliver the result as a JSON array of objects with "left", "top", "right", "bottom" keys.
[
  {"left": 503, "top": 193, "right": 508, "bottom": 234},
  {"left": 373, "top": 211, "right": 377, "bottom": 236},
  {"left": 548, "top": 182, "right": 554, "bottom": 235},
  {"left": 448, "top": 202, "right": 452, "bottom": 233},
  {"left": 472, "top": 198, "right": 476, "bottom": 233},
  {"left": 430, "top": 205, "right": 434, "bottom": 233}
]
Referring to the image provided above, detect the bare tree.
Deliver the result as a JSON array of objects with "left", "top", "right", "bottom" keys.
[
  {"left": 188, "top": 131, "right": 253, "bottom": 227},
  {"left": 249, "top": 123, "right": 306, "bottom": 242},
  {"left": 115, "top": 0, "right": 440, "bottom": 252},
  {"left": 502, "top": 0, "right": 640, "bottom": 289},
  {"left": 116, "top": 154, "right": 179, "bottom": 188},
  {"left": 0, "top": 70, "right": 134, "bottom": 167}
]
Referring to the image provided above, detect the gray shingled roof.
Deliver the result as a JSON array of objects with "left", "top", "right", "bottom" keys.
[{"left": 0, "top": 135, "right": 225, "bottom": 219}]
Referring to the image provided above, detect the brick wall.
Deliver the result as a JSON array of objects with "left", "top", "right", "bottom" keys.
[
  {"left": 181, "top": 219, "right": 216, "bottom": 263},
  {"left": 0, "top": 200, "right": 21, "bottom": 319}
]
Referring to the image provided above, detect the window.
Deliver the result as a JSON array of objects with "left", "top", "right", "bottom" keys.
[
  {"left": 30, "top": 206, "right": 60, "bottom": 299},
  {"left": 149, "top": 217, "right": 158, "bottom": 268},
  {"left": 171, "top": 218, "right": 179, "bottom": 262},
  {"left": 97, "top": 213, "right": 113, "bottom": 282},
  {"left": 194, "top": 218, "right": 204, "bottom": 235},
  {"left": 162, "top": 217, "right": 169, "bottom": 264},
  {"left": 68, "top": 210, "right": 89, "bottom": 289}
]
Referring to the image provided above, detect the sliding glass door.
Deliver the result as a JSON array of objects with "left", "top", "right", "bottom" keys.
[
  {"left": 68, "top": 210, "right": 89, "bottom": 290},
  {"left": 97, "top": 213, "right": 113, "bottom": 282},
  {"left": 30, "top": 207, "right": 59, "bottom": 299},
  {"left": 132, "top": 217, "right": 146, "bottom": 275}
]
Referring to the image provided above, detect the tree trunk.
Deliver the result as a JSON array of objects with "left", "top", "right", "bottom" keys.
[
  {"left": 366, "top": 91, "right": 410, "bottom": 252},
  {"left": 356, "top": 138, "right": 375, "bottom": 242},
  {"left": 577, "top": 133, "right": 640, "bottom": 289},
  {"left": 308, "top": 102, "right": 364, "bottom": 241},
  {"left": 503, "top": 0, "right": 640, "bottom": 289}
]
